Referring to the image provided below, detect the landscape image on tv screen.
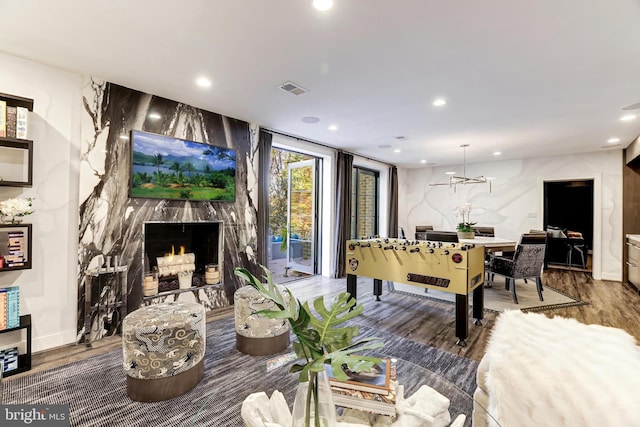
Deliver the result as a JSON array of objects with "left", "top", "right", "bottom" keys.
[{"left": 130, "top": 130, "right": 236, "bottom": 201}]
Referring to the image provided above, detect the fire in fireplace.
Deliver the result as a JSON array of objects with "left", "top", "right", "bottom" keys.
[{"left": 143, "top": 221, "right": 223, "bottom": 293}]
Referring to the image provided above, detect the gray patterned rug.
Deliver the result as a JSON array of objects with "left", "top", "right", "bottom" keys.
[{"left": 1, "top": 316, "right": 479, "bottom": 427}]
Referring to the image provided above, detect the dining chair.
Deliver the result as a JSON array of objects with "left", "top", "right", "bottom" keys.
[
  {"left": 415, "top": 225, "right": 433, "bottom": 240},
  {"left": 425, "top": 231, "right": 459, "bottom": 243},
  {"left": 486, "top": 233, "right": 546, "bottom": 304},
  {"left": 473, "top": 226, "right": 495, "bottom": 237}
]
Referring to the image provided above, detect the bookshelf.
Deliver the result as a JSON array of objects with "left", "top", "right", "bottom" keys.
[
  {"left": 0, "top": 223, "right": 32, "bottom": 272},
  {"left": 0, "top": 93, "right": 33, "bottom": 187},
  {"left": 0, "top": 314, "right": 32, "bottom": 377}
]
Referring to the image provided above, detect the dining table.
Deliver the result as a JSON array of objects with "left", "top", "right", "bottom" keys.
[{"left": 458, "top": 236, "right": 517, "bottom": 253}]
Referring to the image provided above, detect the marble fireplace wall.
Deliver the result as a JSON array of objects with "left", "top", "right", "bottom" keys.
[
  {"left": 398, "top": 150, "right": 623, "bottom": 281},
  {"left": 78, "top": 79, "right": 259, "bottom": 341}
]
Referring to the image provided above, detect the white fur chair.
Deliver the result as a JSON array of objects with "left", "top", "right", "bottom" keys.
[{"left": 473, "top": 310, "right": 640, "bottom": 426}]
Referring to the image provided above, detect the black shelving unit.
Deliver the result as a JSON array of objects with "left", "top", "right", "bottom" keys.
[
  {"left": 0, "top": 93, "right": 34, "bottom": 187},
  {"left": 0, "top": 314, "right": 32, "bottom": 377}
]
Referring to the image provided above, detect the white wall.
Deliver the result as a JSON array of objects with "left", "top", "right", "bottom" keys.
[
  {"left": 0, "top": 52, "right": 82, "bottom": 351},
  {"left": 398, "top": 151, "right": 623, "bottom": 281}
]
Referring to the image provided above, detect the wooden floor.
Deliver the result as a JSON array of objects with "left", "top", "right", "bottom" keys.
[{"left": 8, "top": 269, "right": 640, "bottom": 381}]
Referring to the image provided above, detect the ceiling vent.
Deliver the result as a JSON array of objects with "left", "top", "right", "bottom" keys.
[{"left": 279, "top": 81, "right": 308, "bottom": 96}]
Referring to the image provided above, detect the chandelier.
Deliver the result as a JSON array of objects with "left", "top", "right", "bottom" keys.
[{"left": 430, "top": 144, "right": 493, "bottom": 193}]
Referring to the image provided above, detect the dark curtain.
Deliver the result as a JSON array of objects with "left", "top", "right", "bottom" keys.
[
  {"left": 333, "top": 151, "right": 354, "bottom": 278},
  {"left": 257, "top": 129, "right": 272, "bottom": 273},
  {"left": 388, "top": 166, "right": 399, "bottom": 238}
]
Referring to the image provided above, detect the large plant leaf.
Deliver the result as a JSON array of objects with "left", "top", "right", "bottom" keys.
[{"left": 305, "top": 293, "right": 363, "bottom": 353}]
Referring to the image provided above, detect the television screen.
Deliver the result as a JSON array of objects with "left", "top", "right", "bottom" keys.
[{"left": 129, "top": 130, "right": 236, "bottom": 201}]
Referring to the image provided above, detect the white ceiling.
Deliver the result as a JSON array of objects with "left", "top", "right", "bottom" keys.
[{"left": 1, "top": 0, "right": 640, "bottom": 167}]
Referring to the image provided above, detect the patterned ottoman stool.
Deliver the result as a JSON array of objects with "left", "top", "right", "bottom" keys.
[
  {"left": 122, "top": 301, "right": 206, "bottom": 402},
  {"left": 234, "top": 285, "right": 290, "bottom": 356}
]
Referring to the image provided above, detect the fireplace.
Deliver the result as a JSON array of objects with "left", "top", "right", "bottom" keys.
[{"left": 143, "top": 221, "right": 223, "bottom": 293}]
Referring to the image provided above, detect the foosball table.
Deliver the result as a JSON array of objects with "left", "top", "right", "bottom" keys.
[{"left": 345, "top": 238, "right": 485, "bottom": 346}]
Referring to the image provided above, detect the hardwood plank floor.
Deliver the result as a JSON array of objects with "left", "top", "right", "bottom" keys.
[{"left": 7, "top": 269, "right": 640, "bottom": 382}]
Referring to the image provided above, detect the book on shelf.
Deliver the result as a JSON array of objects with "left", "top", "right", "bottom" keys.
[
  {"left": 6, "top": 105, "right": 17, "bottom": 138},
  {"left": 6, "top": 286, "right": 19, "bottom": 329},
  {"left": 0, "top": 100, "right": 6, "bottom": 137},
  {"left": 325, "top": 358, "right": 392, "bottom": 395},
  {"left": 16, "top": 106, "right": 28, "bottom": 139},
  {"left": 0, "top": 290, "right": 7, "bottom": 330}
]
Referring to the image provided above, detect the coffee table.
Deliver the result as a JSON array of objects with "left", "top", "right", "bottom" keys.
[{"left": 351, "top": 354, "right": 498, "bottom": 427}]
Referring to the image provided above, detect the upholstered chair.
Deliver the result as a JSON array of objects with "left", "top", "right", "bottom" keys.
[
  {"left": 425, "top": 230, "right": 459, "bottom": 243},
  {"left": 486, "top": 234, "right": 546, "bottom": 304},
  {"left": 415, "top": 225, "right": 434, "bottom": 240},
  {"left": 472, "top": 226, "right": 495, "bottom": 237}
]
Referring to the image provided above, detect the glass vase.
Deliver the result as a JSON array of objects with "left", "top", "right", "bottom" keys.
[
  {"left": 1, "top": 215, "right": 23, "bottom": 224},
  {"left": 291, "top": 370, "right": 336, "bottom": 427}
]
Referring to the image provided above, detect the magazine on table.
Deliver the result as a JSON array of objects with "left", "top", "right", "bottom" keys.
[{"left": 325, "top": 358, "right": 392, "bottom": 395}]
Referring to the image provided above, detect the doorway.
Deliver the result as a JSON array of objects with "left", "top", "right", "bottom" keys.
[
  {"left": 267, "top": 147, "right": 320, "bottom": 283},
  {"left": 544, "top": 179, "right": 594, "bottom": 271}
]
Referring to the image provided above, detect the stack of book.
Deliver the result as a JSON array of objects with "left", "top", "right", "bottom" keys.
[
  {"left": 326, "top": 358, "right": 398, "bottom": 417},
  {"left": 0, "top": 100, "right": 28, "bottom": 139},
  {"left": 0, "top": 286, "right": 20, "bottom": 330},
  {"left": 4, "top": 230, "right": 26, "bottom": 268}
]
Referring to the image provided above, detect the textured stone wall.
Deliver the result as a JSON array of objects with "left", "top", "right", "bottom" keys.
[{"left": 77, "top": 80, "right": 259, "bottom": 342}]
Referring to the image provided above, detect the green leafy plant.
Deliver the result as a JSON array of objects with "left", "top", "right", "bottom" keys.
[{"left": 234, "top": 266, "right": 384, "bottom": 426}]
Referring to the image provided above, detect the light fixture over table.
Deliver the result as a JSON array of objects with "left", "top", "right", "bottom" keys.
[{"left": 430, "top": 144, "right": 493, "bottom": 193}]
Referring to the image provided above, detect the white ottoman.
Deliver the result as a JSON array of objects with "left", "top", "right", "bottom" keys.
[
  {"left": 122, "top": 301, "right": 206, "bottom": 402},
  {"left": 234, "top": 285, "right": 290, "bottom": 355}
]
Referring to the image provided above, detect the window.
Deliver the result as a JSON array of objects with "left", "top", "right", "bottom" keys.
[{"left": 351, "top": 167, "right": 379, "bottom": 238}]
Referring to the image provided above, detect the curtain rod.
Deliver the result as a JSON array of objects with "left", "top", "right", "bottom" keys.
[{"left": 262, "top": 128, "right": 396, "bottom": 168}]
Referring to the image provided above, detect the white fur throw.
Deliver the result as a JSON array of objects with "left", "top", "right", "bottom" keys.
[{"left": 480, "top": 310, "right": 640, "bottom": 427}]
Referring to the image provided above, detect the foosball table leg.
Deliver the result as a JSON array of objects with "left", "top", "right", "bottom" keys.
[
  {"left": 455, "top": 293, "right": 469, "bottom": 346},
  {"left": 346, "top": 274, "right": 358, "bottom": 303},
  {"left": 373, "top": 278, "right": 382, "bottom": 301}
]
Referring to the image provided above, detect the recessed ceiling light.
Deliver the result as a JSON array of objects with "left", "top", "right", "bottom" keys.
[
  {"left": 493, "top": 151, "right": 501, "bottom": 156},
  {"left": 196, "top": 77, "right": 211, "bottom": 88},
  {"left": 420, "top": 159, "right": 427, "bottom": 164},
  {"left": 607, "top": 137, "right": 620, "bottom": 144},
  {"left": 313, "top": 0, "right": 333, "bottom": 11},
  {"left": 302, "top": 116, "right": 320, "bottom": 124},
  {"left": 148, "top": 113, "right": 161, "bottom": 120},
  {"left": 445, "top": 171, "right": 456, "bottom": 175},
  {"left": 328, "top": 125, "right": 338, "bottom": 131},
  {"left": 393, "top": 149, "right": 401, "bottom": 153},
  {"left": 378, "top": 144, "right": 392, "bottom": 149},
  {"left": 433, "top": 98, "right": 447, "bottom": 107},
  {"left": 621, "top": 114, "right": 637, "bottom": 121}
]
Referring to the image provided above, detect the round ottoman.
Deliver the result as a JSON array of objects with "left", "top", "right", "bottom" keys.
[
  {"left": 234, "top": 285, "right": 290, "bottom": 355},
  {"left": 122, "top": 301, "right": 206, "bottom": 402}
]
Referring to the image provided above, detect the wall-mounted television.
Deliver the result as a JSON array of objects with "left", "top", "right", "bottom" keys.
[{"left": 129, "top": 130, "right": 236, "bottom": 202}]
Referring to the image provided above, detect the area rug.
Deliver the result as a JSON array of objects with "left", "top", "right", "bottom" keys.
[
  {"left": 390, "top": 279, "right": 587, "bottom": 313},
  {"left": 1, "top": 316, "right": 478, "bottom": 427}
]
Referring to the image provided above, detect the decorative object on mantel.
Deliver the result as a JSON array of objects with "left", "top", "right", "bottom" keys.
[
  {"left": 430, "top": 144, "right": 493, "bottom": 193},
  {"left": 454, "top": 203, "right": 476, "bottom": 239},
  {"left": 0, "top": 197, "right": 33, "bottom": 224},
  {"left": 235, "top": 266, "right": 384, "bottom": 427}
]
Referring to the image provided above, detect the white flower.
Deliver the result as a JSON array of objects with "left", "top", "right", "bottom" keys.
[{"left": 0, "top": 197, "right": 34, "bottom": 217}]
